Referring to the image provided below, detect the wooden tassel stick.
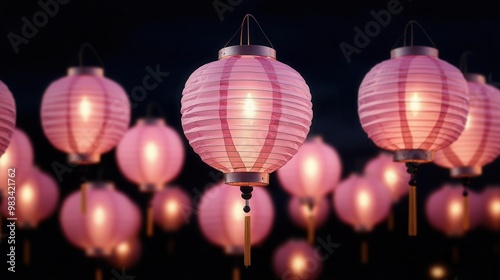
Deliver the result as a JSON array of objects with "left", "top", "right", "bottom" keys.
[
  {"left": 147, "top": 206, "right": 154, "bottom": 237},
  {"left": 232, "top": 266, "right": 241, "bottom": 280},
  {"left": 408, "top": 185, "right": 417, "bottom": 236},
  {"left": 81, "top": 184, "right": 87, "bottom": 214},
  {"left": 462, "top": 189, "right": 470, "bottom": 231},
  {"left": 451, "top": 246, "right": 460, "bottom": 263},
  {"left": 95, "top": 267, "right": 103, "bottom": 280},
  {"left": 244, "top": 215, "right": 251, "bottom": 267},
  {"left": 307, "top": 214, "right": 315, "bottom": 245},
  {"left": 24, "top": 239, "right": 30, "bottom": 266},
  {"left": 387, "top": 210, "right": 394, "bottom": 232},
  {"left": 360, "top": 240, "right": 369, "bottom": 264}
]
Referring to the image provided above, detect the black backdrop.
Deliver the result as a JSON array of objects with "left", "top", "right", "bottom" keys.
[{"left": 0, "top": 0, "right": 499, "bottom": 279}]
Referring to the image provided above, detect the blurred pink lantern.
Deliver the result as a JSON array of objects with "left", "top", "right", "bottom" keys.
[
  {"left": 0, "top": 128, "right": 34, "bottom": 195},
  {"left": 425, "top": 183, "right": 482, "bottom": 237},
  {"left": 288, "top": 195, "right": 329, "bottom": 244},
  {"left": 0, "top": 80, "right": 16, "bottom": 157},
  {"left": 180, "top": 14, "right": 312, "bottom": 265},
  {"left": 478, "top": 186, "right": 500, "bottom": 231},
  {"left": 151, "top": 185, "right": 192, "bottom": 232},
  {"left": 116, "top": 118, "right": 185, "bottom": 192},
  {"left": 1, "top": 166, "right": 59, "bottom": 228},
  {"left": 41, "top": 65, "right": 130, "bottom": 165},
  {"left": 106, "top": 237, "right": 142, "bottom": 269},
  {"left": 59, "top": 181, "right": 141, "bottom": 256},
  {"left": 357, "top": 34, "right": 470, "bottom": 235},
  {"left": 333, "top": 173, "right": 391, "bottom": 264},
  {"left": 434, "top": 74, "right": 500, "bottom": 178},
  {"left": 272, "top": 239, "right": 323, "bottom": 280}
]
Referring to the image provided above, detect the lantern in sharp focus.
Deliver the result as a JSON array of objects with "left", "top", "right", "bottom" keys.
[
  {"left": 358, "top": 40, "right": 470, "bottom": 235},
  {"left": 0, "top": 128, "right": 34, "bottom": 195},
  {"left": 478, "top": 186, "right": 500, "bottom": 231},
  {"left": 180, "top": 14, "right": 312, "bottom": 265},
  {"left": 288, "top": 196, "right": 329, "bottom": 243},
  {"left": 333, "top": 174, "right": 391, "bottom": 264},
  {"left": 116, "top": 118, "right": 185, "bottom": 192},
  {"left": 272, "top": 239, "right": 323, "bottom": 280},
  {"left": 0, "top": 80, "right": 16, "bottom": 157},
  {"left": 151, "top": 185, "right": 192, "bottom": 232},
  {"left": 59, "top": 181, "right": 141, "bottom": 256},
  {"left": 41, "top": 66, "right": 130, "bottom": 165}
]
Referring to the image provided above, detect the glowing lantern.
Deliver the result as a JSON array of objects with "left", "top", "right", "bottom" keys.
[
  {"left": 41, "top": 66, "right": 130, "bottom": 164},
  {"left": 479, "top": 186, "right": 500, "bottom": 231},
  {"left": 333, "top": 173, "right": 391, "bottom": 264},
  {"left": 425, "top": 183, "right": 482, "bottom": 237},
  {"left": 59, "top": 181, "right": 141, "bottom": 256},
  {"left": 288, "top": 196, "right": 330, "bottom": 244},
  {"left": 358, "top": 39, "right": 470, "bottom": 236},
  {"left": 1, "top": 166, "right": 59, "bottom": 228},
  {"left": 106, "top": 237, "right": 142, "bottom": 269},
  {"left": 151, "top": 185, "right": 192, "bottom": 232},
  {"left": 180, "top": 14, "right": 312, "bottom": 265},
  {"left": 0, "top": 80, "right": 16, "bottom": 157},
  {"left": 116, "top": 118, "right": 185, "bottom": 192},
  {"left": 0, "top": 128, "right": 34, "bottom": 195},
  {"left": 272, "top": 239, "right": 323, "bottom": 280}
]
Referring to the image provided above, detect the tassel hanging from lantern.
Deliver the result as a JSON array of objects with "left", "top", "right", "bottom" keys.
[
  {"left": 95, "top": 267, "right": 103, "bottom": 280},
  {"left": 406, "top": 162, "right": 419, "bottom": 236},
  {"left": 23, "top": 238, "right": 30, "bottom": 266},
  {"left": 303, "top": 199, "right": 316, "bottom": 245},
  {"left": 360, "top": 239, "right": 369, "bottom": 265},
  {"left": 147, "top": 204, "right": 154, "bottom": 237},
  {"left": 240, "top": 186, "right": 253, "bottom": 267},
  {"left": 461, "top": 177, "right": 471, "bottom": 232},
  {"left": 387, "top": 210, "right": 395, "bottom": 232}
]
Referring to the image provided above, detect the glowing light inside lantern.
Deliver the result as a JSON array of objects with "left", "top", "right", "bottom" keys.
[
  {"left": 144, "top": 142, "right": 159, "bottom": 163},
  {"left": 464, "top": 114, "right": 473, "bottom": 130},
  {"left": 489, "top": 199, "right": 500, "bottom": 218},
  {"left": 383, "top": 168, "right": 398, "bottom": 191},
  {"left": 302, "top": 156, "right": 319, "bottom": 180},
  {"left": 116, "top": 241, "right": 130, "bottom": 256},
  {"left": 232, "top": 202, "right": 244, "bottom": 221},
  {"left": 93, "top": 206, "right": 106, "bottom": 226},
  {"left": 0, "top": 151, "right": 10, "bottom": 166},
  {"left": 244, "top": 93, "right": 257, "bottom": 119},
  {"left": 164, "top": 200, "right": 179, "bottom": 217},
  {"left": 291, "top": 254, "right": 306, "bottom": 274},
  {"left": 429, "top": 264, "right": 446, "bottom": 279},
  {"left": 357, "top": 190, "right": 372, "bottom": 210},
  {"left": 79, "top": 97, "right": 92, "bottom": 122},
  {"left": 448, "top": 200, "right": 463, "bottom": 219},
  {"left": 409, "top": 93, "right": 421, "bottom": 117},
  {"left": 21, "top": 184, "right": 34, "bottom": 204}
]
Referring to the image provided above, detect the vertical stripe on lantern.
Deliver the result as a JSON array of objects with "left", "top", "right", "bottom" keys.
[
  {"left": 251, "top": 56, "right": 282, "bottom": 172},
  {"left": 468, "top": 101, "right": 491, "bottom": 166},
  {"left": 397, "top": 56, "right": 414, "bottom": 150},
  {"left": 65, "top": 77, "right": 80, "bottom": 153},
  {"left": 87, "top": 78, "right": 111, "bottom": 153}
]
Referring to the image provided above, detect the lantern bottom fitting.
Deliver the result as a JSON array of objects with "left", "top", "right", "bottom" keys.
[
  {"left": 86, "top": 248, "right": 110, "bottom": 258},
  {"left": 224, "top": 172, "right": 269, "bottom": 187},
  {"left": 225, "top": 246, "right": 244, "bottom": 255},
  {"left": 68, "top": 153, "right": 100, "bottom": 165},
  {"left": 140, "top": 183, "right": 163, "bottom": 192},
  {"left": 450, "top": 166, "right": 482, "bottom": 178},
  {"left": 393, "top": 149, "right": 433, "bottom": 163}
]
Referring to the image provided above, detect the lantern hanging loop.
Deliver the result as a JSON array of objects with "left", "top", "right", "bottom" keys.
[
  {"left": 224, "top": 13, "right": 274, "bottom": 48},
  {"left": 402, "top": 20, "right": 436, "bottom": 47},
  {"left": 78, "top": 42, "right": 105, "bottom": 67},
  {"left": 459, "top": 51, "right": 478, "bottom": 74}
]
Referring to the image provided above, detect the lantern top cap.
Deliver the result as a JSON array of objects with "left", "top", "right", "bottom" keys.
[
  {"left": 390, "top": 46, "right": 438, "bottom": 58},
  {"left": 136, "top": 118, "right": 165, "bottom": 125},
  {"left": 218, "top": 45, "right": 276, "bottom": 59},
  {"left": 464, "top": 73, "right": 486, "bottom": 83},
  {"left": 82, "top": 181, "right": 114, "bottom": 190},
  {"left": 68, "top": 66, "right": 104, "bottom": 76}
]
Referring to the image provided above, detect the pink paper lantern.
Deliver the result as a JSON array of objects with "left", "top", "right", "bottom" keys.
[
  {"left": 180, "top": 44, "right": 312, "bottom": 187},
  {"left": 333, "top": 174, "right": 392, "bottom": 232},
  {"left": 358, "top": 46, "right": 469, "bottom": 162},
  {"left": 434, "top": 74, "right": 500, "bottom": 178},
  {"left": 478, "top": 186, "right": 500, "bottom": 231},
  {"left": 288, "top": 195, "right": 329, "bottom": 230},
  {"left": 41, "top": 67, "right": 131, "bottom": 165},
  {"left": 277, "top": 136, "right": 342, "bottom": 199},
  {"left": 1, "top": 166, "right": 59, "bottom": 229},
  {"left": 197, "top": 182, "right": 274, "bottom": 253},
  {"left": 59, "top": 181, "right": 141, "bottom": 256},
  {"left": 0, "top": 80, "right": 16, "bottom": 157},
  {"left": 364, "top": 152, "right": 410, "bottom": 202},
  {"left": 0, "top": 128, "right": 34, "bottom": 195},
  {"left": 272, "top": 239, "right": 323, "bottom": 280},
  {"left": 106, "top": 237, "right": 142, "bottom": 269},
  {"left": 116, "top": 118, "right": 185, "bottom": 192},
  {"left": 151, "top": 185, "right": 192, "bottom": 232},
  {"left": 425, "top": 183, "right": 482, "bottom": 237}
]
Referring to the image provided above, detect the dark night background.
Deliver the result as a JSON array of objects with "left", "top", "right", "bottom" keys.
[{"left": 0, "top": 0, "right": 500, "bottom": 279}]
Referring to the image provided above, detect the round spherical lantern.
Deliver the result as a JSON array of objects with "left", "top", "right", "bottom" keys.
[
  {"left": 1, "top": 166, "right": 59, "bottom": 229},
  {"left": 364, "top": 152, "right": 410, "bottom": 203},
  {"left": 434, "top": 74, "right": 500, "bottom": 178},
  {"left": 272, "top": 239, "right": 323, "bottom": 280},
  {"left": 288, "top": 195, "right": 329, "bottom": 243},
  {"left": 0, "top": 80, "right": 16, "bottom": 157},
  {"left": 425, "top": 183, "right": 482, "bottom": 237},
  {"left": 41, "top": 66, "right": 131, "bottom": 165},
  {"left": 59, "top": 181, "right": 141, "bottom": 256},
  {"left": 106, "top": 237, "right": 142, "bottom": 269},
  {"left": 0, "top": 128, "right": 34, "bottom": 195},
  {"left": 358, "top": 44, "right": 469, "bottom": 236},
  {"left": 116, "top": 118, "right": 185, "bottom": 192},
  {"left": 478, "top": 186, "right": 500, "bottom": 231},
  {"left": 197, "top": 181, "right": 274, "bottom": 255},
  {"left": 151, "top": 185, "right": 192, "bottom": 232}
]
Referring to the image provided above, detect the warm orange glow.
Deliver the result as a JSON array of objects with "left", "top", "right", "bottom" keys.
[
  {"left": 489, "top": 199, "right": 500, "bottom": 218},
  {"left": 0, "top": 150, "right": 10, "bottom": 166},
  {"left": 429, "top": 264, "right": 447, "bottom": 279},
  {"left": 79, "top": 97, "right": 92, "bottom": 122},
  {"left": 302, "top": 156, "right": 319, "bottom": 180},
  {"left": 409, "top": 92, "right": 421, "bottom": 117},
  {"left": 21, "top": 184, "right": 34, "bottom": 204},
  {"left": 357, "top": 189, "right": 372, "bottom": 210},
  {"left": 93, "top": 206, "right": 106, "bottom": 226},
  {"left": 144, "top": 142, "right": 159, "bottom": 163},
  {"left": 464, "top": 114, "right": 473, "bottom": 130},
  {"left": 244, "top": 93, "right": 257, "bottom": 119},
  {"left": 232, "top": 202, "right": 244, "bottom": 221},
  {"left": 383, "top": 167, "right": 398, "bottom": 191},
  {"left": 448, "top": 200, "right": 463, "bottom": 220},
  {"left": 164, "top": 199, "right": 179, "bottom": 217},
  {"left": 290, "top": 254, "right": 306, "bottom": 274},
  {"left": 116, "top": 241, "right": 130, "bottom": 256}
]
